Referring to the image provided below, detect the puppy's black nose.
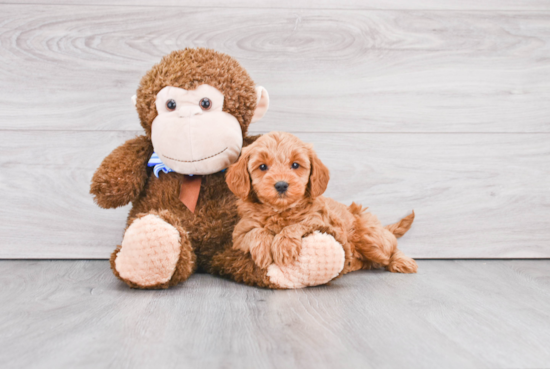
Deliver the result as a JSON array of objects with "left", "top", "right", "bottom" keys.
[{"left": 274, "top": 181, "right": 289, "bottom": 194}]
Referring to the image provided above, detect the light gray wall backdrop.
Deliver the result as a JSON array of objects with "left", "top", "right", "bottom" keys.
[{"left": 0, "top": 1, "right": 549, "bottom": 258}]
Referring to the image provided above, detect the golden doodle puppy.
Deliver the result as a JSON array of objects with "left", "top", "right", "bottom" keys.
[{"left": 226, "top": 131, "right": 417, "bottom": 276}]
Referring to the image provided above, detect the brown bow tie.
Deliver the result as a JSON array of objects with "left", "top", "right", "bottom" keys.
[{"left": 179, "top": 175, "right": 202, "bottom": 213}]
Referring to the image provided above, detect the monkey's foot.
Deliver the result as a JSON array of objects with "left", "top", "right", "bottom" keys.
[
  {"left": 267, "top": 231, "right": 345, "bottom": 289},
  {"left": 114, "top": 214, "right": 182, "bottom": 288}
]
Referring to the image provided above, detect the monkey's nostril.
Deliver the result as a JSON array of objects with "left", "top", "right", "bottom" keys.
[{"left": 274, "top": 181, "right": 289, "bottom": 194}]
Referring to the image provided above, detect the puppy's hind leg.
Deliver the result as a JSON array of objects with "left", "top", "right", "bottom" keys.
[
  {"left": 387, "top": 249, "right": 417, "bottom": 274},
  {"left": 385, "top": 211, "right": 417, "bottom": 273},
  {"left": 350, "top": 210, "right": 417, "bottom": 274}
]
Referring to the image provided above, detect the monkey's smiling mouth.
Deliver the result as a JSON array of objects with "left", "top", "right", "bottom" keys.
[{"left": 161, "top": 147, "right": 228, "bottom": 163}]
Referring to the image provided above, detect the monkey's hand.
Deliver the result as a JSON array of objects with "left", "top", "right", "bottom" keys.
[{"left": 90, "top": 135, "right": 153, "bottom": 209}]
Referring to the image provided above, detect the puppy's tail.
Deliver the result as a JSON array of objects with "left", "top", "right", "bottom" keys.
[{"left": 385, "top": 211, "right": 415, "bottom": 238}]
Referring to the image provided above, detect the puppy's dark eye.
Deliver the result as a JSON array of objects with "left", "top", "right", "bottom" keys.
[
  {"left": 166, "top": 99, "right": 177, "bottom": 111},
  {"left": 259, "top": 164, "right": 268, "bottom": 171},
  {"left": 291, "top": 162, "right": 300, "bottom": 169},
  {"left": 199, "top": 97, "right": 211, "bottom": 110}
]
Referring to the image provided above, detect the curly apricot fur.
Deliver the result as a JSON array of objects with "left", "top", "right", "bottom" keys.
[{"left": 227, "top": 132, "right": 418, "bottom": 274}]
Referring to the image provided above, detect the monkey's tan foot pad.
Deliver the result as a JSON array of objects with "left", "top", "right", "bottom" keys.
[
  {"left": 115, "top": 214, "right": 181, "bottom": 287},
  {"left": 267, "top": 231, "right": 345, "bottom": 289}
]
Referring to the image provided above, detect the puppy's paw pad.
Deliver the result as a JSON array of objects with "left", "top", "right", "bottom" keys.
[
  {"left": 267, "top": 232, "right": 345, "bottom": 289},
  {"left": 115, "top": 215, "right": 181, "bottom": 287}
]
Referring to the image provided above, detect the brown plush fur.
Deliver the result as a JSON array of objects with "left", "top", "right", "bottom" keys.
[
  {"left": 226, "top": 132, "right": 418, "bottom": 274},
  {"left": 90, "top": 135, "right": 153, "bottom": 209},
  {"left": 110, "top": 210, "right": 197, "bottom": 289},
  {"left": 91, "top": 48, "right": 276, "bottom": 289}
]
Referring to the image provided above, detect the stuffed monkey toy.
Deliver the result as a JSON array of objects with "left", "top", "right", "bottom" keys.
[{"left": 90, "top": 48, "right": 349, "bottom": 289}]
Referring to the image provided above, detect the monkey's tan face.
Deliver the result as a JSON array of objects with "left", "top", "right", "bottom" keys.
[{"left": 151, "top": 84, "right": 243, "bottom": 175}]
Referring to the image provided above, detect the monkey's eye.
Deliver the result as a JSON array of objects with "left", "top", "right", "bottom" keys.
[
  {"left": 259, "top": 164, "right": 268, "bottom": 171},
  {"left": 166, "top": 99, "right": 177, "bottom": 111},
  {"left": 199, "top": 97, "right": 212, "bottom": 110},
  {"left": 291, "top": 162, "right": 300, "bottom": 169}
]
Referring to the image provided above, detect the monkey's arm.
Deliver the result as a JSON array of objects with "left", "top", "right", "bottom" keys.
[
  {"left": 90, "top": 135, "right": 153, "bottom": 209},
  {"left": 232, "top": 218, "right": 275, "bottom": 269}
]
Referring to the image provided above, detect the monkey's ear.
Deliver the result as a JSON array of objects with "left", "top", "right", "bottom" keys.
[
  {"left": 251, "top": 86, "right": 269, "bottom": 124},
  {"left": 307, "top": 147, "right": 330, "bottom": 198},
  {"left": 131, "top": 95, "right": 137, "bottom": 106},
  {"left": 226, "top": 148, "right": 252, "bottom": 199}
]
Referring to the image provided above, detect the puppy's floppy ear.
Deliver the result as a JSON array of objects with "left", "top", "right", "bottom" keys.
[
  {"left": 226, "top": 147, "right": 252, "bottom": 199},
  {"left": 307, "top": 146, "right": 330, "bottom": 198}
]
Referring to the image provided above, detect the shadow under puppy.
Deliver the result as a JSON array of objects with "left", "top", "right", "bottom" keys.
[{"left": 226, "top": 131, "right": 417, "bottom": 278}]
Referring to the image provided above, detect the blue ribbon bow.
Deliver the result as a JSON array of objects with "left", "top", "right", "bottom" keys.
[{"left": 147, "top": 152, "right": 174, "bottom": 178}]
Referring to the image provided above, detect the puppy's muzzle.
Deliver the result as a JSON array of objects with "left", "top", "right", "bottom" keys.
[{"left": 274, "top": 181, "right": 289, "bottom": 194}]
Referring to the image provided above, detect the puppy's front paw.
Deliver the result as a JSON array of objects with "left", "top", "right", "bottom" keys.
[
  {"left": 250, "top": 241, "right": 273, "bottom": 269},
  {"left": 271, "top": 233, "right": 302, "bottom": 266}
]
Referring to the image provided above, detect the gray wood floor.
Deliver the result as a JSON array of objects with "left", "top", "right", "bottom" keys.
[
  {"left": 1, "top": 1, "right": 549, "bottom": 259},
  {"left": 1, "top": 260, "right": 549, "bottom": 369}
]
